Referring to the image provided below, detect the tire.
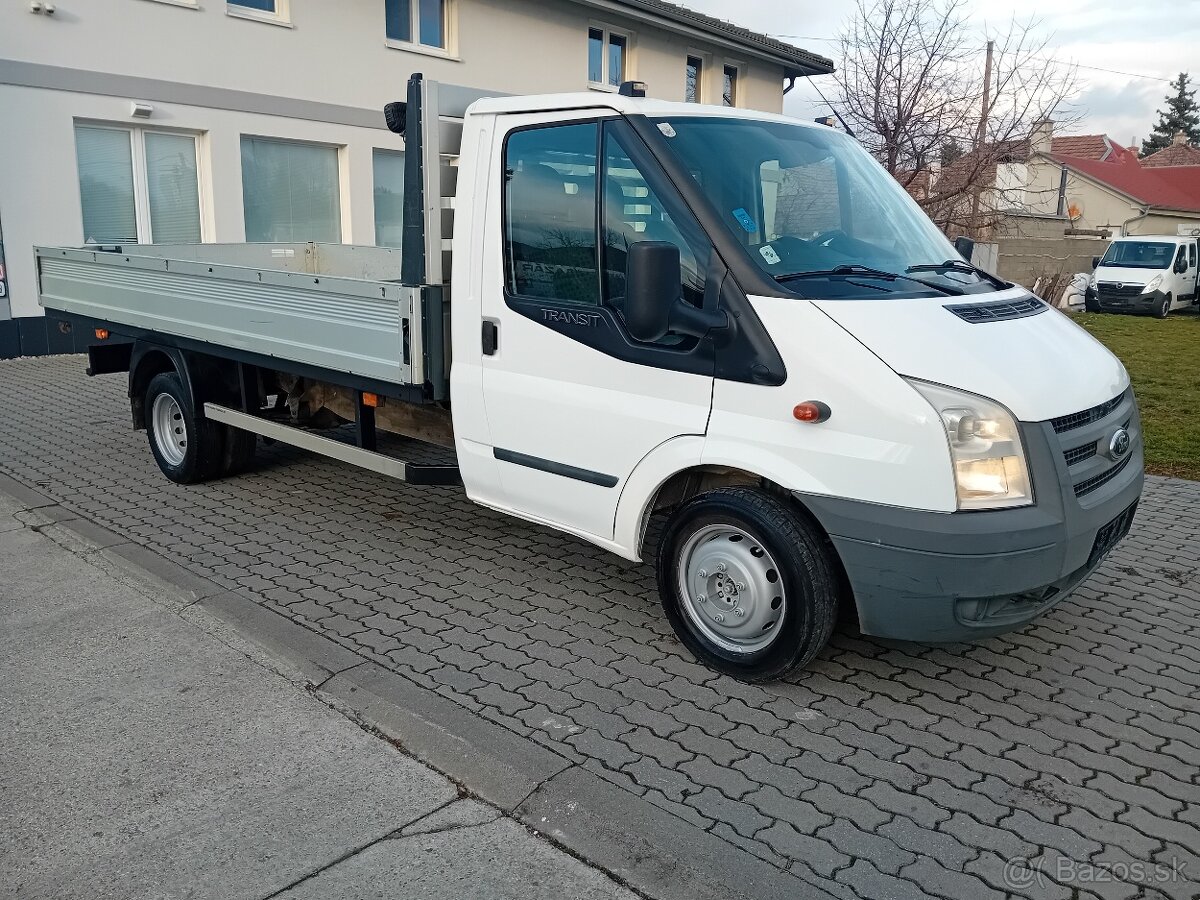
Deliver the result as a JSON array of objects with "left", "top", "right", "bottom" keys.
[
  {"left": 657, "top": 487, "right": 839, "bottom": 682},
  {"left": 220, "top": 426, "right": 257, "bottom": 476},
  {"left": 144, "top": 372, "right": 225, "bottom": 484},
  {"left": 1084, "top": 293, "right": 1101, "bottom": 313},
  {"left": 1155, "top": 293, "right": 1172, "bottom": 319}
]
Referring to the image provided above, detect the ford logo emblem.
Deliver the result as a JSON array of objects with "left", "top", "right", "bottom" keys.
[{"left": 1109, "top": 427, "right": 1131, "bottom": 460}]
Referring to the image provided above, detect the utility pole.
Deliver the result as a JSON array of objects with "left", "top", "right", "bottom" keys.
[
  {"left": 976, "top": 41, "right": 994, "bottom": 148},
  {"left": 969, "top": 40, "right": 995, "bottom": 240}
]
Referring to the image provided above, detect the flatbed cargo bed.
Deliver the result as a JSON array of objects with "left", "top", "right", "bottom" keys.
[{"left": 36, "top": 241, "right": 444, "bottom": 393}]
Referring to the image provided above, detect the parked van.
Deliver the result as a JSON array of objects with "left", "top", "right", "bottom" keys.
[{"left": 1088, "top": 235, "right": 1199, "bottom": 317}]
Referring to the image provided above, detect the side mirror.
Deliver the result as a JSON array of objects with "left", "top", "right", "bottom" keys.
[
  {"left": 1175, "top": 258, "right": 1188, "bottom": 274},
  {"left": 953, "top": 236, "right": 975, "bottom": 262},
  {"left": 624, "top": 241, "right": 732, "bottom": 343},
  {"left": 1092, "top": 256, "right": 1101, "bottom": 270},
  {"left": 624, "top": 242, "right": 680, "bottom": 343}
]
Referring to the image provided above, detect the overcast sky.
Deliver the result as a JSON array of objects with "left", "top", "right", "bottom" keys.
[{"left": 683, "top": 0, "right": 1197, "bottom": 147}]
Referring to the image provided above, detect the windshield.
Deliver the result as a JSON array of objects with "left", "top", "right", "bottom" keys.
[
  {"left": 651, "top": 117, "right": 998, "bottom": 297},
  {"left": 1099, "top": 241, "right": 1174, "bottom": 270}
]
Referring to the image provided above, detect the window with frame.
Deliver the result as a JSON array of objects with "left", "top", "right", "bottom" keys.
[
  {"left": 505, "top": 122, "right": 600, "bottom": 305},
  {"left": 1190, "top": 242, "right": 1197, "bottom": 267},
  {"left": 373, "top": 149, "right": 405, "bottom": 248},
  {"left": 685, "top": 55, "right": 703, "bottom": 103},
  {"left": 74, "top": 124, "right": 203, "bottom": 245},
  {"left": 588, "top": 26, "right": 627, "bottom": 88},
  {"left": 503, "top": 120, "right": 708, "bottom": 323},
  {"left": 601, "top": 127, "right": 706, "bottom": 312},
  {"left": 722, "top": 64, "right": 739, "bottom": 107},
  {"left": 240, "top": 137, "right": 341, "bottom": 243},
  {"left": 227, "top": 0, "right": 289, "bottom": 24},
  {"left": 385, "top": 0, "right": 447, "bottom": 49}
]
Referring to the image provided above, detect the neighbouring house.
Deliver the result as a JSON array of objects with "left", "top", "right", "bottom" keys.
[
  {"left": 904, "top": 122, "right": 1200, "bottom": 238},
  {"left": 1021, "top": 146, "right": 1200, "bottom": 237},
  {"left": 0, "top": 0, "right": 831, "bottom": 359},
  {"left": 1141, "top": 131, "right": 1200, "bottom": 168}
]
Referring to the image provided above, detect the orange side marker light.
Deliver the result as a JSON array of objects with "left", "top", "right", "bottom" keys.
[{"left": 793, "top": 401, "right": 831, "bottom": 424}]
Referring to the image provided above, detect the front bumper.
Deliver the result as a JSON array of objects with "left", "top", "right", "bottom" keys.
[
  {"left": 1094, "top": 288, "right": 1165, "bottom": 313},
  {"left": 797, "top": 393, "right": 1144, "bottom": 642}
]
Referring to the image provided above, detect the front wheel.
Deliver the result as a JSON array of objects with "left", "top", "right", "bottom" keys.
[
  {"left": 657, "top": 488, "right": 839, "bottom": 681},
  {"left": 1155, "top": 293, "right": 1172, "bottom": 318}
]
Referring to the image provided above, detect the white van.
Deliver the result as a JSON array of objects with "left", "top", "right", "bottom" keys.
[{"left": 1088, "top": 235, "right": 1200, "bottom": 317}]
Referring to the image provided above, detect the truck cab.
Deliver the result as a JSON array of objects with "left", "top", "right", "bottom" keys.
[
  {"left": 449, "top": 90, "right": 1142, "bottom": 677},
  {"left": 1088, "top": 234, "right": 1200, "bottom": 316}
]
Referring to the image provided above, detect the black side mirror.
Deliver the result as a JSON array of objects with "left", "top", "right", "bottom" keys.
[
  {"left": 625, "top": 242, "right": 731, "bottom": 343},
  {"left": 1092, "top": 256, "right": 1101, "bottom": 270},
  {"left": 1175, "top": 257, "right": 1188, "bottom": 274},
  {"left": 953, "top": 236, "right": 974, "bottom": 261},
  {"left": 624, "top": 242, "right": 680, "bottom": 343}
]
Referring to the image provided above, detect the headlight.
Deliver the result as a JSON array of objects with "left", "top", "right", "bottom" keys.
[
  {"left": 1088, "top": 274, "right": 1097, "bottom": 289},
  {"left": 1144, "top": 275, "right": 1163, "bottom": 292},
  {"left": 906, "top": 379, "right": 1032, "bottom": 510}
]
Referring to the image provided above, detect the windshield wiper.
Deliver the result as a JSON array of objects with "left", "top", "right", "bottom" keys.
[
  {"left": 907, "top": 259, "right": 1008, "bottom": 290},
  {"left": 778, "top": 264, "right": 964, "bottom": 296}
]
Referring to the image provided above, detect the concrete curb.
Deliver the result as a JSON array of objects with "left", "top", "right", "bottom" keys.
[{"left": 0, "top": 472, "right": 812, "bottom": 900}]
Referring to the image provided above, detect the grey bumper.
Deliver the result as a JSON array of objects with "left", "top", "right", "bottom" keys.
[
  {"left": 1096, "top": 289, "right": 1164, "bottom": 313},
  {"left": 797, "top": 393, "right": 1144, "bottom": 642}
]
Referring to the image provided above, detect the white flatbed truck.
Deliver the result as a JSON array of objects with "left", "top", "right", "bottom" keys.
[{"left": 37, "top": 75, "right": 1144, "bottom": 680}]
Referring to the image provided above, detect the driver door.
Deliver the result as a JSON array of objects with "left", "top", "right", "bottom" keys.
[{"left": 476, "top": 113, "right": 715, "bottom": 541}]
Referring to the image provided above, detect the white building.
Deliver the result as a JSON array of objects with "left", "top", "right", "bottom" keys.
[{"left": 0, "top": 0, "right": 830, "bottom": 357}]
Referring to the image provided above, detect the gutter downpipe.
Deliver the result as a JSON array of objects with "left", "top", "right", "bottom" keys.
[
  {"left": 783, "top": 75, "right": 797, "bottom": 94},
  {"left": 1120, "top": 205, "right": 1150, "bottom": 237}
]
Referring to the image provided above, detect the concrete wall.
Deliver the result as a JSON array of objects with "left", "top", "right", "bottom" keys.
[
  {"left": 0, "top": 0, "right": 788, "bottom": 337},
  {"left": 993, "top": 214, "right": 1109, "bottom": 287}
]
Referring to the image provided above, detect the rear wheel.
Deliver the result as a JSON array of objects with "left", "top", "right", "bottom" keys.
[
  {"left": 657, "top": 487, "right": 838, "bottom": 682},
  {"left": 145, "top": 372, "right": 225, "bottom": 484}
]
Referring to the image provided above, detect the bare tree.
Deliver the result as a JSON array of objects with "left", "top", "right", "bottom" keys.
[{"left": 834, "top": 0, "right": 1081, "bottom": 237}]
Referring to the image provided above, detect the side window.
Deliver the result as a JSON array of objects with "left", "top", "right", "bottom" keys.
[
  {"left": 504, "top": 122, "right": 600, "bottom": 305},
  {"left": 1176, "top": 245, "right": 1187, "bottom": 270},
  {"left": 1190, "top": 242, "right": 1197, "bottom": 267},
  {"left": 601, "top": 126, "right": 706, "bottom": 310}
]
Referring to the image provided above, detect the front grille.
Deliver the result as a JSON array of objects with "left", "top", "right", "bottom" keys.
[
  {"left": 1051, "top": 390, "right": 1128, "bottom": 434},
  {"left": 1063, "top": 444, "right": 1097, "bottom": 467},
  {"left": 944, "top": 296, "right": 1046, "bottom": 323},
  {"left": 1075, "top": 454, "right": 1133, "bottom": 498},
  {"left": 1096, "top": 282, "right": 1144, "bottom": 299}
]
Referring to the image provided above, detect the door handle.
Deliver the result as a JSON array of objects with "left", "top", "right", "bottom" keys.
[{"left": 482, "top": 320, "right": 498, "bottom": 356}]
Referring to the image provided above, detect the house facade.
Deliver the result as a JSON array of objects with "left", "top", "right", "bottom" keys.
[{"left": 0, "top": 0, "right": 830, "bottom": 358}]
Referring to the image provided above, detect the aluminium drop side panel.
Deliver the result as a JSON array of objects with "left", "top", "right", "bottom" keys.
[{"left": 35, "top": 246, "right": 415, "bottom": 386}]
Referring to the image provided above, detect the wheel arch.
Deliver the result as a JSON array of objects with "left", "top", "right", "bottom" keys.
[
  {"left": 129, "top": 344, "right": 190, "bottom": 429},
  {"left": 617, "top": 447, "right": 856, "bottom": 626},
  {"left": 616, "top": 439, "right": 838, "bottom": 559},
  {"left": 129, "top": 342, "right": 240, "bottom": 429}
]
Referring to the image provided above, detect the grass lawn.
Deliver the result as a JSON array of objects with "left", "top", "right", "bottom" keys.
[{"left": 1072, "top": 310, "right": 1199, "bottom": 480}]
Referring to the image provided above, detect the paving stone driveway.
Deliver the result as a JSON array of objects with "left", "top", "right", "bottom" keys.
[{"left": 2, "top": 355, "right": 1199, "bottom": 900}]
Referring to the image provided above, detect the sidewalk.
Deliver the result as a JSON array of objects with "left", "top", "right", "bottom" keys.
[{"left": 0, "top": 489, "right": 637, "bottom": 900}]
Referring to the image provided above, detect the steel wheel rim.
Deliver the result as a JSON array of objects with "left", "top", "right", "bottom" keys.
[
  {"left": 151, "top": 393, "right": 187, "bottom": 467},
  {"left": 677, "top": 524, "right": 786, "bottom": 654}
]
